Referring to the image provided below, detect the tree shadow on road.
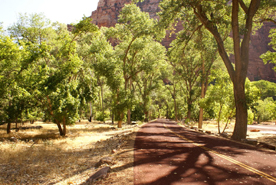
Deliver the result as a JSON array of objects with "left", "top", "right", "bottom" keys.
[{"left": 133, "top": 119, "right": 276, "bottom": 185}]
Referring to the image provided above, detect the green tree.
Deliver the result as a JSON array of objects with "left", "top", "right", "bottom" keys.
[
  {"left": 6, "top": 14, "right": 98, "bottom": 136},
  {"left": 157, "top": 0, "right": 276, "bottom": 140},
  {"left": 203, "top": 67, "right": 235, "bottom": 134},
  {"left": 255, "top": 98, "right": 276, "bottom": 123},
  {"left": 168, "top": 35, "right": 204, "bottom": 121},
  {"left": 106, "top": 4, "right": 165, "bottom": 127},
  {"left": 252, "top": 80, "right": 276, "bottom": 100},
  {"left": 261, "top": 28, "right": 276, "bottom": 67}
]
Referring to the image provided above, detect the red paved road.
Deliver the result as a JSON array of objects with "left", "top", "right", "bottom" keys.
[{"left": 134, "top": 119, "right": 276, "bottom": 185}]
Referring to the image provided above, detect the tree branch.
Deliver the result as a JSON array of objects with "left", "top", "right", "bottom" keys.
[
  {"left": 238, "top": 0, "right": 249, "bottom": 13},
  {"left": 259, "top": 18, "right": 276, "bottom": 25},
  {"left": 192, "top": 4, "right": 235, "bottom": 82}
]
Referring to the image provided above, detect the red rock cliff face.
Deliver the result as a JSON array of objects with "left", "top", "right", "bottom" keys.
[{"left": 91, "top": 0, "right": 276, "bottom": 82}]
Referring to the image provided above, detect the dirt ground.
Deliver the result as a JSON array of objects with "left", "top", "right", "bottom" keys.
[
  {"left": 0, "top": 121, "right": 139, "bottom": 185},
  {"left": 187, "top": 120, "right": 276, "bottom": 149}
]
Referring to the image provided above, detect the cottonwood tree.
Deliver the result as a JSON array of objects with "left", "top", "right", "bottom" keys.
[
  {"left": 203, "top": 67, "right": 235, "bottom": 134},
  {"left": 134, "top": 44, "right": 167, "bottom": 121},
  {"left": 105, "top": 4, "right": 166, "bottom": 127},
  {"left": 168, "top": 36, "right": 204, "bottom": 121},
  {"left": 0, "top": 31, "right": 25, "bottom": 132},
  {"left": 157, "top": 0, "right": 276, "bottom": 140},
  {"left": 7, "top": 14, "right": 98, "bottom": 136}
]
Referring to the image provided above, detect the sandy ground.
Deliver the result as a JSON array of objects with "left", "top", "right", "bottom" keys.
[{"left": 186, "top": 121, "right": 276, "bottom": 148}]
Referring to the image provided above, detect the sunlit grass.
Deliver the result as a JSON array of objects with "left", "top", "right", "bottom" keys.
[{"left": 0, "top": 121, "right": 138, "bottom": 184}]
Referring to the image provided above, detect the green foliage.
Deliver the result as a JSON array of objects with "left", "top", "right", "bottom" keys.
[
  {"left": 202, "top": 65, "right": 235, "bottom": 122},
  {"left": 131, "top": 103, "right": 144, "bottom": 121},
  {"left": 261, "top": 29, "right": 276, "bottom": 68},
  {"left": 95, "top": 111, "right": 108, "bottom": 122},
  {"left": 255, "top": 98, "right": 276, "bottom": 122},
  {"left": 1, "top": 13, "right": 99, "bottom": 135},
  {"left": 252, "top": 80, "right": 276, "bottom": 100}
]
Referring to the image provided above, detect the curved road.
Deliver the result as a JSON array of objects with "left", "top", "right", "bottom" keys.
[{"left": 134, "top": 119, "right": 276, "bottom": 185}]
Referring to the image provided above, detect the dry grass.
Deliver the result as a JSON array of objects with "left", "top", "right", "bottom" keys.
[
  {"left": 0, "top": 120, "right": 139, "bottom": 185},
  {"left": 188, "top": 121, "right": 276, "bottom": 147}
]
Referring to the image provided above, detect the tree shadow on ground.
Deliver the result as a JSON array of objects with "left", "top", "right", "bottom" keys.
[{"left": 132, "top": 119, "right": 276, "bottom": 185}]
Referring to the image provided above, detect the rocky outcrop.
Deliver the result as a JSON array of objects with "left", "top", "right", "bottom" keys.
[
  {"left": 246, "top": 22, "right": 276, "bottom": 82},
  {"left": 91, "top": 0, "right": 276, "bottom": 82},
  {"left": 91, "top": 0, "right": 132, "bottom": 27}
]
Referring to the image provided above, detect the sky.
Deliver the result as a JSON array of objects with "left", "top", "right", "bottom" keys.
[{"left": 0, "top": 0, "right": 99, "bottom": 30}]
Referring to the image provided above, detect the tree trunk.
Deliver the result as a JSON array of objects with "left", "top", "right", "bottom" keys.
[
  {"left": 118, "top": 113, "right": 123, "bottom": 128},
  {"left": 127, "top": 109, "right": 131, "bottom": 124},
  {"left": 192, "top": 0, "right": 260, "bottom": 141},
  {"left": 127, "top": 79, "right": 133, "bottom": 124},
  {"left": 231, "top": 82, "right": 248, "bottom": 140},
  {"left": 101, "top": 83, "right": 104, "bottom": 120},
  {"left": 144, "top": 110, "right": 149, "bottom": 122},
  {"left": 111, "top": 110, "right": 114, "bottom": 124},
  {"left": 118, "top": 120, "right": 122, "bottom": 128},
  {"left": 56, "top": 122, "right": 63, "bottom": 136},
  {"left": 217, "top": 104, "right": 223, "bottom": 134},
  {"left": 174, "top": 98, "right": 178, "bottom": 121},
  {"left": 198, "top": 108, "right": 204, "bottom": 128},
  {"left": 89, "top": 102, "right": 93, "bottom": 122},
  {"left": 7, "top": 122, "right": 11, "bottom": 134},
  {"left": 15, "top": 118, "right": 18, "bottom": 130},
  {"left": 62, "top": 117, "right": 67, "bottom": 136},
  {"left": 198, "top": 60, "right": 206, "bottom": 129},
  {"left": 187, "top": 98, "right": 192, "bottom": 120}
]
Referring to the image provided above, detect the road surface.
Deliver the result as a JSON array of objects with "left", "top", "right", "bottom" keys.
[
  {"left": 248, "top": 124, "right": 276, "bottom": 134},
  {"left": 134, "top": 119, "right": 276, "bottom": 185}
]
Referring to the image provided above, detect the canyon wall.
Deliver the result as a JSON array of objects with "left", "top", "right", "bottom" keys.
[{"left": 90, "top": 0, "right": 276, "bottom": 82}]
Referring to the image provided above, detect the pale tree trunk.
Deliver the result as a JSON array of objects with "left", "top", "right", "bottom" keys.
[
  {"left": 198, "top": 108, "right": 204, "bottom": 128},
  {"left": 89, "top": 102, "right": 93, "bottom": 122},
  {"left": 217, "top": 104, "right": 223, "bottom": 134},
  {"left": 118, "top": 113, "right": 123, "bottom": 128},
  {"left": 127, "top": 79, "right": 132, "bottom": 124},
  {"left": 101, "top": 82, "right": 104, "bottom": 121},
  {"left": 198, "top": 60, "right": 205, "bottom": 129},
  {"left": 222, "top": 108, "right": 235, "bottom": 133}
]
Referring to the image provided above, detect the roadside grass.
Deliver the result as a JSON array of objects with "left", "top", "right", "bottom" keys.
[
  {"left": 0, "top": 120, "right": 139, "bottom": 185},
  {"left": 178, "top": 120, "right": 276, "bottom": 148}
]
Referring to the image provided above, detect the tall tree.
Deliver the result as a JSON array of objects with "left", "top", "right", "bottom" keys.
[
  {"left": 158, "top": 0, "right": 275, "bottom": 140},
  {"left": 106, "top": 4, "right": 165, "bottom": 127},
  {"left": 7, "top": 14, "right": 98, "bottom": 136}
]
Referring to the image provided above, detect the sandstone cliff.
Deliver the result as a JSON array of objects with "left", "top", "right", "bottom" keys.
[{"left": 91, "top": 0, "right": 276, "bottom": 82}]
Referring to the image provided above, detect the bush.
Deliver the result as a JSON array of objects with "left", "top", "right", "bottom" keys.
[
  {"left": 254, "top": 98, "right": 276, "bottom": 122},
  {"left": 96, "top": 112, "right": 108, "bottom": 122}
]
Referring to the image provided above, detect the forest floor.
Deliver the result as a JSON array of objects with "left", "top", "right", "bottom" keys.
[{"left": 0, "top": 120, "right": 275, "bottom": 184}]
